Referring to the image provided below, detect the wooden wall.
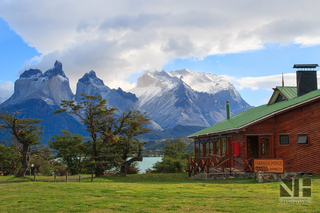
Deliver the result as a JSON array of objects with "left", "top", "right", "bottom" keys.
[{"left": 238, "top": 99, "right": 320, "bottom": 172}]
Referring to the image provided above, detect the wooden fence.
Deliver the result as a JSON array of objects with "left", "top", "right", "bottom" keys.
[{"left": 188, "top": 154, "right": 254, "bottom": 177}]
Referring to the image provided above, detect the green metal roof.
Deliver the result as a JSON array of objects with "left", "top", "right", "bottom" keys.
[
  {"left": 189, "top": 89, "right": 320, "bottom": 138},
  {"left": 277, "top": 86, "right": 297, "bottom": 100}
]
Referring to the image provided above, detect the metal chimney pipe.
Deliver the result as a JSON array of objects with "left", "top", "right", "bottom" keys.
[{"left": 226, "top": 100, "right": 230, "bottom": 120}]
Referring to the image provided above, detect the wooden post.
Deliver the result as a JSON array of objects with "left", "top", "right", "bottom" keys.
[
  {"left": 198, "top": 139, "right": 200, "bottom": 157},
  {"left": 188, "top": 157, "right": 192, "bottom": 177},
  {"left": 54, "top": 174, "right": 56, "bottom": 182},
  {"left": 91, "top": 173, "right": 93, "bottom": 182},
  {"left": 66, "top": 173, "right": 68, "bottom": 183},
  {"left": 34, "top": 173, "right": 36, "bottom": 182},
  {"left": 79, "top": 175, "right": 81, "bottom": 182},
  {"left": 202, "top": 141, "right": 206, "bottom": 157}
]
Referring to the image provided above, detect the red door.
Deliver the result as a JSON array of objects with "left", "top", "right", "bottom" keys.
[{"left": 258, "top": 136, "right": 272, "bottom": 158}]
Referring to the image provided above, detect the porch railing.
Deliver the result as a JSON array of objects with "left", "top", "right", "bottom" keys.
[{"left": 188, "top": 154, "right": 254, "bottom": 177}]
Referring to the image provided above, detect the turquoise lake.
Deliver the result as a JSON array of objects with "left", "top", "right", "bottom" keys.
[{"left": 136, "top": 157, "right": 162, "bottom": 173}]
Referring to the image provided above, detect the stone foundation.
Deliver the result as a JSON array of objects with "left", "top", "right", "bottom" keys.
[
  {"left": 189, "top": 172, "right": 256, "bottom": 180},
  {"left": 189, "top": 171, "right": 315, "bottom": 182}
]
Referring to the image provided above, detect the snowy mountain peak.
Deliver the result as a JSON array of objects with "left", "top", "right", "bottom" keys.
[
  {"left": 19, "top": 69, "right": 42, "bottom": 79},
  {"left": 137, "top": 71, "right": 163, "bottom": 88},
  {"left": 78, "top": 70, "right": 105, "bottom": 87},
  {"left": 169, "top": 69, "right": 233, "bottom": 95},
  {"left": 42, "top": 61, "right": 68, "bottom": 80},
  {"left": 137, "top": 70, "right": 181, "bottom": 89}
]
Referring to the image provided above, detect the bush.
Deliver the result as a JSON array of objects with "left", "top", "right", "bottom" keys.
[
  {"left": 127, "top": 162, "right": 140, "bottom": 174},
  {"left": 152, "top": 157, "right": 187, "bottom": 173},
  {"left": 152, "top": 138, "right": 190, "bottom": 173},
  {"left": 0, "top": 145, "right": 21, "bottom": 175}
]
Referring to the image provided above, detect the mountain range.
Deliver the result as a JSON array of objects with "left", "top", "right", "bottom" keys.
[{"left": 1, "top": 61, "right": 251, "bottom": 142}]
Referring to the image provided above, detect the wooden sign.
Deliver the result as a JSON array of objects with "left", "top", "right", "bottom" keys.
[{"left": 254, "top": 159, "right": 284, "bottom": 173}]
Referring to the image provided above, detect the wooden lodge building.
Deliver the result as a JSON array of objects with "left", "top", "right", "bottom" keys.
[{"left": 188, "top": 64, "right": 320, "bottom": 177}]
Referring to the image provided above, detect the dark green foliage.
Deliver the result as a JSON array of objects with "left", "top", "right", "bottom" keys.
[
  {"left": 112, "top": 110, "right": 150, "bottom": 176},
  {"left": 152, "top": 138, "right": 190, "bottom": 173},
  {"left": 152, "top": 157, "right": 187, "bottom": 173},
  {"left": 0, "top": 106, "right": 43, "bottom": 177},
  {"left": 48, "top": 130, "right": 90, "bottom": 175},
  {"left": 0, "top": 144, "right": 21, "bottom": 175},
  {"left": 55, "top": 94, "right": 118, "bottom": 177},
  {"left": 29, "top": 145, "right": 55, "bottom": 176}
]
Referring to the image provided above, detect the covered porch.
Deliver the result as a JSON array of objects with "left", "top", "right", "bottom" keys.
[{"left": 188, "top": 134, "right": 280, "bottom": 177}]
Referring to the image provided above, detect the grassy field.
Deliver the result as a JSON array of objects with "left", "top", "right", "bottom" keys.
[{"left": 0, "top": 173, "right": 319, "bottom": 212}]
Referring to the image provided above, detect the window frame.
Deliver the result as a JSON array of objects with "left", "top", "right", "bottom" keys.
[
  {"left": 297, "top": 134, "right": 309, "bottom": 145},
  {"left": 279, "top": 134, "right": 290, "bottom": 146}
]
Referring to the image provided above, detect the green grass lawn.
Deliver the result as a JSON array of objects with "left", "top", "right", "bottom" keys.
[{"left": 0, "top": 173, "right": 319, "bottom": 212}]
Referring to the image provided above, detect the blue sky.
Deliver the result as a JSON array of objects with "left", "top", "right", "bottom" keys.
[{"left": 1, "top": 1, "right": 320, "bottom": 106}]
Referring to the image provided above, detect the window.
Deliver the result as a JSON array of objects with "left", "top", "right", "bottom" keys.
[
  {"left": 275, "top": 94, "right": 286, "bottom": 103},
  {"left": 297, "top": 134, "right": 308, "bottom": 144},
  {"left": 279, "top": 135, "right": 289, "bottom": 145}
]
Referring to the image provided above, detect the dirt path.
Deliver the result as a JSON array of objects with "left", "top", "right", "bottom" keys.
[{"left": 0, "top": 182, "right": 22, "bottom": 185}]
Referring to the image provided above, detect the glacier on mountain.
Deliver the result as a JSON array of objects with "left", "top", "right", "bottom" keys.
[{"left": 129, "top": 69, "right": 252, "bottom": 130}]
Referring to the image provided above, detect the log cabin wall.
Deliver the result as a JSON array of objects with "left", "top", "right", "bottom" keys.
[
  {"left": 273, "top": 99, "right": 320, "bottom": 172},
  {"left": 239, "top": 99, "right": 320, "bottom": 172}
]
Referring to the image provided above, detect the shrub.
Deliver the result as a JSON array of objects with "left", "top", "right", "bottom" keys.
[
  {"left": 152, "top": 138, "right": 190, "bottom": 173},
  {"left": 0, "top": 145, "right": 21, "bottom": 175},
  {"left": 127, "top": 162, "right": 140, "bottom": 174}
]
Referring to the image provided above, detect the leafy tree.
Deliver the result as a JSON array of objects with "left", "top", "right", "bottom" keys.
[
  {"left": 48, "top": 130, "right": 90, "bottom": 175},
  {"left": 29, "top": 145, "right": 54, "bottom": 176},
  {"left": 152, "top": 138, "right": 189, "bottom": 173},
  {"left": 112, "top": 110, "right": 150, "bottom": 176},
  {"left": 0, "top": 144, "right": 21, "bottom": 175},
  {"left": 0, "top": 107, "right": 42, "bottom": 177},
  {"left": 55, "top": 94, "right": 150, "bottom": 177},
  {"left": 55, "top": 94, "right": 116, "bottom": 177}
]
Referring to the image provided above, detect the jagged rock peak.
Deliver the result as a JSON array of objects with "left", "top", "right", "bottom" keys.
[
  {"left": 116, "top": 87, "right": 138, "bottom": 102},
  {"left": 79, "top": 70, "right": 105, "bottom": 87},
  {"left": 42, "top": 60, "right": 67, "bottom": 79},
  {"left": 54, "top": 60, "right": 62, "bottom": 69},
  {"left": 19, "top": 69, "right": 42, "bottom": 79}
]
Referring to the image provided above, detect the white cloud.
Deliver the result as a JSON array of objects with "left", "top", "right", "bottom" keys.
[
  {"left": 1, "top": 0, "right": 320, "bottom": 90},
  {"left": 226, "top": 71, "right": 320, "bottom": 91},
  {"left": 0, "top": 81, "right": 14, "bottom": 104},
  {"left": 107, "top": 80, "right": 136, "bottom": 91}
]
